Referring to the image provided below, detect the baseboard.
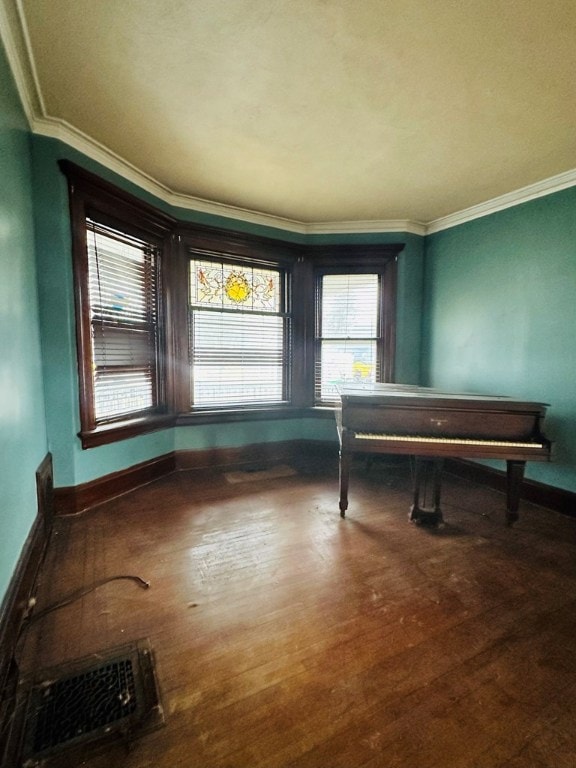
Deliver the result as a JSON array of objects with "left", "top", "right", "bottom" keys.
[
  {"left": 175, "top": 439, "right": 337, "bottom": 470},
  {"left": 54, "top": 453, "right": 177, "bottom": 515},
  {"left": 445, "top": 458, "right": 576, "bottom": 518},
  {"left": 0, "top": 515, "right": 46, "bottom": 685},
  {"left": 51, "top": 445, "right": 574, "bottom": 519},
  {"left": 53, "top": 441, "right": 339, "bottom": 514},
  {"left": 0, "top": 454, "right": 54, "bottom": 759},
  {"left": 35, "top": 453, "right": 54, "bottom": 538}
]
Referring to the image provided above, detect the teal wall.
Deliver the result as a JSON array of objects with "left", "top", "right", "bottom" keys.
[
  {"left": 31, "top": 135, "right": 424, "bottom": 487},
  {"left": 8, "top": 22, "right": 575, "bottom": 614},
  {"left": 174, "top": 417, "right": 338, "bottom": 452},
  {"left": 0, "top": 40, "right": 48, "bottom": 604},
  {"left": 423, "top": 189, "right": 576, "bottom": 492}
]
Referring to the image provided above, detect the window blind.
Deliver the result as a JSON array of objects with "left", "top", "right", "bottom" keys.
[
  {"left": 87, "top": 219, "right": 160, "bottom": 422},
  {"left": 316, "top": 273, "right": 380, "bottom": 402},
  {"left": 189, "top": 258, "right": 288, "bottom": 407}
]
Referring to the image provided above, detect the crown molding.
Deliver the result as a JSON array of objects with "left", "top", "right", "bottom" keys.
[
  {"left": 2, "top": 0, "right": 575, "bottom": 239},
  {"left": 34, "top": 114, "right": 311, "bottom": 233},
  {"left": 305, "top": 219, "right": 427, "bottom": 236},
  {"left": 31, "top": 109, "right": 576, "bottom": 238},
  {"left": 33, "top": 113, "right": 425, "bottom": 236},
  {"left": 426, "top": 167, "right": 576, "bottom": 234},
  {"left": 0, "top": 0, "right": 43, "bottom": 123}
]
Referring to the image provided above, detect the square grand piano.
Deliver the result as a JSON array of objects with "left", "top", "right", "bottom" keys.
[{"left": 336, "top": 384, "right": 551, "bottom": 525}]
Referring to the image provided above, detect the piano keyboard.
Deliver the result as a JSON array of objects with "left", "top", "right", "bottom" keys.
[{"left": 355, "top": 433, "right": 544, "bottom": 449}]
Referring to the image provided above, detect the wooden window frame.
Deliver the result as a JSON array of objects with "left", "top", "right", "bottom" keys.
[
  {"left": 306, "top": 245, "right": 401, "bottom": 405},
  {"left": 61, "top": 163, "right": 404, "bottom": 445},
  {"left": 188, "top": 256, "right": 291, "bottom": 410},
  {"left": 174, "top": 224, "right": 301, "bottom": 422},
  {"left": 60, "top": 161, "right": 177, "bottom": 448}
]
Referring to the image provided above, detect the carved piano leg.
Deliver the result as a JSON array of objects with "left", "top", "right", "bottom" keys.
[
  {"left": 505, "top": 460, "right": 526, "bottom": 525},
  {"left": 339, "top": 449, "right": 350, "bottom": 518},
  {"left": 410, "top": 458, "right": 444, "bottom": 526}
]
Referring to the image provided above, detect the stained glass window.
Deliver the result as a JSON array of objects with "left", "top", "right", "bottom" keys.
[
  {"left": 189, "top": 258, "right": 288, "bottom": 407},
  {"left": 191, "top": 260, "right": 280, "bottom": 312}
]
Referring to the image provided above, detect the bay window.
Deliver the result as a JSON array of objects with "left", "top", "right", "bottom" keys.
[{"left": 62, "top": 162, "right": 403, "bottom": 447}]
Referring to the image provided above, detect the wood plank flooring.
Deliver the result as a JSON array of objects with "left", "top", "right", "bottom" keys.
[{"left": 14, "top": 458, "right": 576, "bottom": 767}]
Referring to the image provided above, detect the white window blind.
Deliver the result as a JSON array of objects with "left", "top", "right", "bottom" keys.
[
  {"left": 189, "top": 259, "right": 288, "bottom": 407},
  {"left": 316, "top": 273, "right": 380, "bottom": 402},
  {"left": 87, "top": 219, "right": 160, "bottom": 422}
]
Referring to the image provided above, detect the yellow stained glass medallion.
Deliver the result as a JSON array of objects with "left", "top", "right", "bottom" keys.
[{"left": 225, "top": 272, "right": 251, "bottom": 303}]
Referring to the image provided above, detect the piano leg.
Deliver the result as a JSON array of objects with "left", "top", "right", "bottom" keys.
[
  {"left": 410, "top": 458, "right": 444, "bottom": 526},
  {"left": 505, "top": 460, "right": 526, "bottom": 525},
  {"left": 339, "top": 449, "right": 350, "bottom": 518}
]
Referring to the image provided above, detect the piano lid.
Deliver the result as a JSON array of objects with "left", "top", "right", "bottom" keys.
[{"left": 338, "top": 383, "right": 549, "bottom": 414}]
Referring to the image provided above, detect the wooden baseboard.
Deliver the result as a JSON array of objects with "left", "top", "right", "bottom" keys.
[
  {"left": 0, "top": 453, "right": 54, "bottom": 753},
  {"left": 54, "top": 453, "right": 177, "bottom": 515},
  {"left": 53, "top": 441, "right": 339, "bottom": 515},
  {"left": 175, "top": 439, "right": 329, "bottom": 471},
  {"left": 176, "top": 439, "right": 340, "bottom": 475},
  {"left": 35, "top": 452, "right": 54, "bottom": 538},
  {"left": 445, "top": 458, "right": 576, "bottom": 518},
  {"left": 51, "top": 446, "right": 575, "bottom": 519},
  {"left": 0, "top": 515, "right": 47, "bottom": 684}
]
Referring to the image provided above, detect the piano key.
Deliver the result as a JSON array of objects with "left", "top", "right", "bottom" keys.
[{"left": 355, "top": 433, "right": 544, "bottom": 449}]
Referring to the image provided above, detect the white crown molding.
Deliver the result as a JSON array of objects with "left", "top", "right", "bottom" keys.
[
  {"left": 34, "top": 113, "right": 425, "bottom": 236},
  {"left": 426, "top": 167, "right": 576, "bottom": 234},
  {"left": 0, "top": 0, "right": 41, "bottom": 124},
  {"left": 2, "top": 0, "right": 575, "bottom": 239},
  {"left": 32, "top": 106, "right": 576, "bottom": 237},
  {"left": 33, "top": 114, "right": 310, "bottom": 233},
  {"left": 305, "top": 219, "right": 427, "bottom": 236}
]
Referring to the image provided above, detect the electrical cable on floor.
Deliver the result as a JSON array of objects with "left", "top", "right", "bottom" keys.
[{"left": 23, "top": 574, "right": 150, "bottom": 627}]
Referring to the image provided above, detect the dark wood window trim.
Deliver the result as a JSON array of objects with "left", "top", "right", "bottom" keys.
[
  {"left": 176, "top": 224, "right": 300, "bottom": 413},
  {"left": 61, "top": 162, "right": 404, "bottom": 448},
  {"left": 304, "top": 244, "right": 401, "bottom": 405},
  {"left": 60, "top": 161, "right": 177, "bottom": 449}
]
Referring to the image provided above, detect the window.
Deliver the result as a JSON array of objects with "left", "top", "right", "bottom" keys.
[
  {"left": 62, "top": 162, "right": 403, "bottom": 446},
  {"left": 61, "top": 161, "right": 175, "bottom": 447},
  {"left": 316, "top": 273, "right": 380, "bottom": 402},
  {"left": 87, "top": 220, "right": 161, "bottom": 421},
  {"left": 311, "top": 246, "right": 398, "bottom": 405},
  {"left": 188, "top": 257, "right": 290, "bottom": 408}
]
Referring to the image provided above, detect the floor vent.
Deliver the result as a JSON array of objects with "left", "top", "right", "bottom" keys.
[{"left": 14, "top": 640, "right": 163, "bottom": 766}]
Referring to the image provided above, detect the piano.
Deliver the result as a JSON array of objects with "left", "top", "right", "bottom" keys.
[{"left": 336, "top": 383, "right": 551, "bottom": 525}]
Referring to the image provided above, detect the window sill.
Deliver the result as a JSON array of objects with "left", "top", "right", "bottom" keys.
[
  {"left": 179, "top": 406, "right": 292, "bottom": 426},
  {"left": 80, "top": 406, "right": 338, "bottom": 447},
  {"left": 176, "top": 404, "right": 337, "bottom": 426},
  {"left": 79, "top": 413, "right": 176, "bottom": 449}
]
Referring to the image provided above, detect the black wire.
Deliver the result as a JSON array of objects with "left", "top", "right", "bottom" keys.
[{"left": 23, "top": 574, "right": 150, "bottom": 627}]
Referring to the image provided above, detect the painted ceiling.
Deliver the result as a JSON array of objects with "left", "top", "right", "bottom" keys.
[{"left": 2, "top": 0, "right": 575, "bottom": 230}]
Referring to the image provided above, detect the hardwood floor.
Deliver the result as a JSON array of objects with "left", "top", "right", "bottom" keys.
[{"left": 13, "top": 458, "right": 576, "bottom": 767}]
